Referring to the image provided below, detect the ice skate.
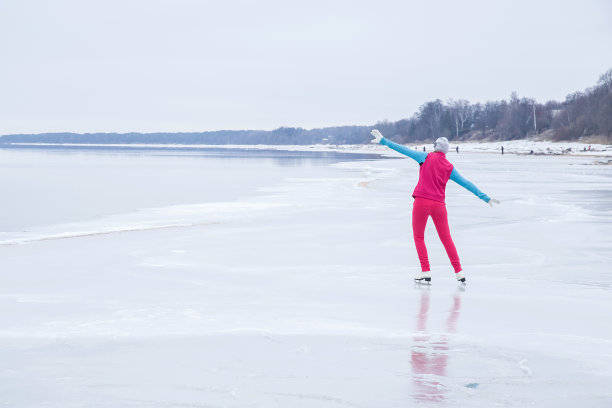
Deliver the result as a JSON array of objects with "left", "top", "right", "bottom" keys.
[
  {"left": 455, "top": 271, "right": 466, "bottom": 284},
  {"left": 414, "top": 271, "right": 431, "bottom": 284}
]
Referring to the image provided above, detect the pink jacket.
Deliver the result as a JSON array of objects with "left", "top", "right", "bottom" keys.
[{"left": 412, "top": 152, "right": 454, "bottom": 203}]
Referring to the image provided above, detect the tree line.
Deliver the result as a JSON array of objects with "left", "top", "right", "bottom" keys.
[
  {"left": 2, "top": 69, "right": 610, "bottom": 145},
  {"left": 374, "top": 68, "right": 612, "bottom": 144},
  {"left": 0, "top": 126, "right": 371, "bottom": 146}
]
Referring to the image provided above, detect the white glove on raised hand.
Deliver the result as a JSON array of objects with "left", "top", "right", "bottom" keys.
[
  {"left": 370, "top": 129, "right": 383, "bottom": 144},
  {"left": 488, "top": 198, "right": 501, "bottom": 207}
]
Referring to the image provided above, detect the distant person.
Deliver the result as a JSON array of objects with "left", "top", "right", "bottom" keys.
[
  {"left": 529, "top": 150, "right": 534, "bottom": 155},
  {"left": 588, "top": 145, "right": 592, "bottom": 151},
  {"left": 501, "top": 146, "right": 504, "bottom": 155},
  {"left": 456, "top": 146, "right": 459, "bottom": 154},
  {"left": 423, "top": 146, "right": 426, "bottom": 152},
  {"left": 370, "top": 130, "right": 500, "bottom": 284}
]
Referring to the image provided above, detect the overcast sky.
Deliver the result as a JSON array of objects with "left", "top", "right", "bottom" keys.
[{"left": 1, "top": 0, "right": 611, "bottom": 134}]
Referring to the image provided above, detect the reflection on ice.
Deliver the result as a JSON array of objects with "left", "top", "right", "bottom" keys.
[{"left": 411, "top": 289, "right": 462, "bottom": 403}]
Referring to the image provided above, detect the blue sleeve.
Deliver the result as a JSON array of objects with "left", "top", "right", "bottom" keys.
[
  {"left": 449, "top": 168, "right": 490, "bottom": 203},
  {"left": 380, "top": 137, "right": 428, "bottom": 163}
]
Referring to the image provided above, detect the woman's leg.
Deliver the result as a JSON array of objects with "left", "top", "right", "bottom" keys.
[
  {"left": 412, "top": 199, "right": 431, "bottom": 272},
  {"left": 430, "top": 203, "right": 462, "bottom": 273}
]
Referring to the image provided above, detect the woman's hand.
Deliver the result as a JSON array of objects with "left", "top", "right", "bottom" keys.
[
  {"left": 488, "top": 198, "right": 501, "bottom": 207},
  {"left": 370, "top": 129, "right": 383, "bottom": 144}
]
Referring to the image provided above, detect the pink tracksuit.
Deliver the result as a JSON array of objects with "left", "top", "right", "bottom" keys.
[{"left": 412, "top": 152, "right": 462, "bottom": 273}]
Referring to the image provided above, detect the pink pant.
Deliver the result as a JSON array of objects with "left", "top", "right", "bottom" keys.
[{"left": 412, "top": 197, "right": 462, "bottom": 273}]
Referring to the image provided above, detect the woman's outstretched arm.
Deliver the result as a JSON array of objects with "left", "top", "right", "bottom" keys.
[
  {"left": 371, "top": 129, "right": 427, "bottom": 163},
  {"left": 449, "top": 168, "right": 492, "bottom": 203}
]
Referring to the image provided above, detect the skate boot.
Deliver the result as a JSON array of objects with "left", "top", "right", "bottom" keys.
[
  {"left": 455, "top": 271, "right": 466, "bottom": 283},
  {"left": 414, "top": 271, "right": 431, "bottom": 284}
]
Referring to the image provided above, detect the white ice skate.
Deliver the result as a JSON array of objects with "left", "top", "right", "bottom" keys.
[
  {"left": 414, "top": 271, "right": 431, "bottom": 284},
  {"left": 455, "top": 271, "right": 466, "bottom": 283}
]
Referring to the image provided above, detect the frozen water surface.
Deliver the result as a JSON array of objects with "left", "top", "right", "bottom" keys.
[{"left": 0, "top": 146, "right": 611, "bottom": 407}]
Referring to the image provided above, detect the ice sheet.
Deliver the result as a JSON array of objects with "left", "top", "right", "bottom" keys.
[
  {"left": 0, "top": 148, "right": 611, "bottom": 407},
  {"left": 5, "top": 138, "right": 612, "bottom": 158}
]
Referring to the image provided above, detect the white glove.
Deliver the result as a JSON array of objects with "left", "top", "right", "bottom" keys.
[
  {"left": 488, "top": 198, "right": 501, "bottom": 207},
  {"left": 370, "top": 129, "right": 383, "bottom": 144}
]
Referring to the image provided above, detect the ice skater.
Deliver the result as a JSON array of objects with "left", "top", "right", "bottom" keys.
[{"left": 370, "top": 129, "right": 500, "bottom": 284}]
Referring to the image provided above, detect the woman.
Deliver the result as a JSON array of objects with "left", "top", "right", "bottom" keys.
[{"left": 370, "top": 129, "right": 499, "bottom": 284}]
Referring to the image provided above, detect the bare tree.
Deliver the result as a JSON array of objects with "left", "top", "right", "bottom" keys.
[
  {"left": 448, "top": 99, "right": 472, "bottom": 138},
  {"left": 457, "top": 99, "right": 472, "bottom": 131},
  {"left": 598, "top": 68, "right": 612, "bottom": 92},
  {"left": 419, "top": 100, "right": 444, "bottom": 140}
]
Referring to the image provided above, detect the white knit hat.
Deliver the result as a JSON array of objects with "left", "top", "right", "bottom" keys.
[{"left": 434, "top": 137, "right": 449, "bottom": 154}]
